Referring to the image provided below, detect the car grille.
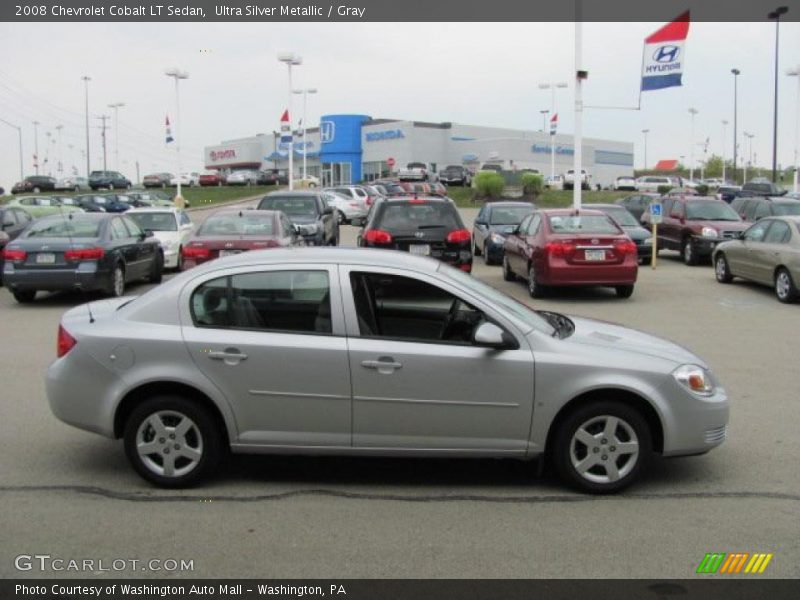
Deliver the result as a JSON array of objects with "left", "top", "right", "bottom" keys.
[
  {"left": 704, "top": 425, "right": 727, "bottom": 444},
  {"left": 720, "top": 231, "right": 740, "bottom": 239}
]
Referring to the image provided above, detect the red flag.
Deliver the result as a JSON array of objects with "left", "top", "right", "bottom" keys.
[{"left": 280, "top": 109, "right": 289, "bottom": 122}]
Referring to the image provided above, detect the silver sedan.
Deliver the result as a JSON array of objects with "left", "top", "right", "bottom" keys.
[{"left": 46, "top": 248, "right": 729, "bottom": 493}]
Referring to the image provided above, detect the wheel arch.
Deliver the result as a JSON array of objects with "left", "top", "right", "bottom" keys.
[{"left": 545, "top": 388, "right": 664, "bottom": 456}]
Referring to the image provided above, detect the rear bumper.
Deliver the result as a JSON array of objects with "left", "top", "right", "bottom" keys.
[
  {"left": 539, "top": 261, "right": 638, "bottom": 286},
  {"left": 3, "top": 264, "right": 108, "bottom": 292}
]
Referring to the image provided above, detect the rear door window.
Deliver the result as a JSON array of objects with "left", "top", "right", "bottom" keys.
[{"left": 763, "top": 221, "right": 791, "bottom": 244}]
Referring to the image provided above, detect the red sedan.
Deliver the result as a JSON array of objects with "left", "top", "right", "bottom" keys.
[
  {"left": 199, "top": 171, "right": 227, "bottom": 186},
  {"left": 181, "top": 209, "right": 302, "bottom": 269},
  {"left": 502, "top": 208, "right": 638, "bottom": 298}
]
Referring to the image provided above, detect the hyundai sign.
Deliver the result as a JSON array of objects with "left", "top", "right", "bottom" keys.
[{"left": 365, "top": 129, "right": 405, "bottom": 142}]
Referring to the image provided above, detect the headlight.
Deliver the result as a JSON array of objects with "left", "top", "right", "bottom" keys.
[
  {"left": 643, "top": 237, "right": 653, "bottom": 245},
  {"left": 701, "top": 227, "right": 718, "bottom": 239},
  {"left": 673, "top": 364, "right": 715, "bottom": 396},
  {"left": 490, "top": 233, "right": 505, "bottom": 244}
]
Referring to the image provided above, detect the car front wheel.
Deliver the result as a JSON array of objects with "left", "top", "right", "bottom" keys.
[
  {"left": 615, "top": 285, "right": 634, "bottom": 298},
  {"left": 123, "top": 395, "right": 223, "bottom": 488},
  {"left": 554, "top": 400, "right": 652, "bottom": 494},
  {"left": 13, "top": 289, "right": 36, "bottom": 303},
  {"left": 775, "top": 267, "right": 799, "bottom": 303},
  {"left": 714, "top": 254, "right": 733, "bottom": 283},
  {"left": 682, "top": 238, "right": 698, "bottom": 266}
]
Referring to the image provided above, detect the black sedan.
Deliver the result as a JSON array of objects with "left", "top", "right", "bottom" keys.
[
  {"left": 590, "top": 204, "right": 653, "bottom": 264},
  {"left": 472, "top": 201, "right": 536, "bottom": 265},
  {"left": 11, "top": 175, "right": 57, "bottom": 194},
  {"left": 88, "top": 170, "right": 131, "bottom": 191},
  {"left": 256, "top": 191, "right": 338, "bottom": 246},
  {"left": 73, "top": 194, "right": 132, "bottom": 213},
  {"left": 615, "top": 193, "right": 659, "bottom": 223},
  {"left": 2, "top": 212, "right": 163, "bottom": 303}
]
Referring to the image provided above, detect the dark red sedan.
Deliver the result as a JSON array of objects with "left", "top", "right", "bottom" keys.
[
  {"left": 502, "top": 208, "right": 639, "bottom": 298},
  {"left": 181, "top": 209, "right": 302, "bottom": 269},
  {"left": 199, "top": 171, "right": 227, "bottom": 186}
]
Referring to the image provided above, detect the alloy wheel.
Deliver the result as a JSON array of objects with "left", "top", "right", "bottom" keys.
[
  {"left": 569, "top": 415, "right": 640, "bottom": 485},
  {"left": 135, "top": 410, "right": 204, "bottom": 478}
]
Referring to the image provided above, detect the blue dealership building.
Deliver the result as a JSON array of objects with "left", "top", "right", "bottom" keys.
[{"left": 203, "top": 114, "right": 634, "bottom": 188}]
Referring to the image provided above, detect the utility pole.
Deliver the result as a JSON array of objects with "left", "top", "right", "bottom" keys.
[
  {"left": 721, "top": 120, "right": 728, "bottom": 181},
  {"left": 108, "top": 102, "right": 125, "bottom": 170},
  {"left": 82, "top": 76, "right": 91, "bottom": 177},
  {"left": 688, "top": 108, "right": 698, "bottom": 181},
  {"left": 642, "top": 129, "right": 650, "bottom": 170},
  {"left": 55, "top": 125, "right": 64, "bottom": 174},
  {"left": 32, "top": 120, "right": 40, "bottom": 175},
  {"left": 97, "top": 115, "right": 109, "bottom": 171},
  {"left": 0, "top": 117, "right": 24, "bottom": 180},
  {"left": 731, "top": 68, "right": 740, "bottom": 183}
]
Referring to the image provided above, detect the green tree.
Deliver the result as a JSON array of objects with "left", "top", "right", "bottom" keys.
[
  {"left": 703, "top": 154, "right": 724, "bottom": 178},
  {"left": 474, "top": 172, "right": 505, "bottom": 199}
]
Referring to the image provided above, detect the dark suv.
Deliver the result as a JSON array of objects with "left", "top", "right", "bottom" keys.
[
  {"left": 729, "top": 196, "right": 800, "bottom": 222},
  {"left": 439, "top": 165, "right": 472, "bottom": 186},
  {"left": 11, "top": 175, "right": 56, "bottom": 194},
  {"left": 643, "top": 196, "right": 748, "bottom": 265},
  {"left": 259, "top": 169, "right": 289, "bottom": 185},
  {"left": 358, "top": 196, "right": 473, "bottom": 272},
  {"left": 89, "top": 170, "right": 131, "bottom": 190},
  {"left": 734, "top": 180, "right": 787, "bottom": 198},
  {"left": 256, "top": 191, "right": 338, "bottom": 246}
]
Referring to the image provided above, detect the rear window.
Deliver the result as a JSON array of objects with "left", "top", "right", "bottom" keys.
[
  {"left": 490, "top": 206, "right": 534, "bottom": 225},
  {"left": 407, "top": 162, "right": 426, "bottom": 169},
  {"left": 376, "top": 202, "right": 462, "bottom": 231},
  {"left": 258, "top": 196, "right": 318, "bottom": 216},
  {"left": 25, "top": 217, "right": 102, "bottom": 238},
  {"left": 128, "top": 212, "right": 178, "bottom": 232},
  {"left": 198, "top": 213, "right": 276, "bottom": 236},
  {"left": 547, "top": 214, "right": 619, "bottom": 234},
  {"left": 772, "top": 203, "right": 800, "bottom": 216}
]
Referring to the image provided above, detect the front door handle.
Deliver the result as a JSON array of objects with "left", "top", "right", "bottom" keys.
[
  {"left": 208, "top": 348, "right": 249, "bottom": 364},
  {"left": 361, "top": 358, "right": 403, "bottom": 374}
]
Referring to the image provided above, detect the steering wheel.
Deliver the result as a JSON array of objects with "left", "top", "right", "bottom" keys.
[{"left": 439, "top": 298, "right": 461, "bottom": 340}]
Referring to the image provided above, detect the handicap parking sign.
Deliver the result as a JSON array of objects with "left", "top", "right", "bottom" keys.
[{"left": 650, "top": 202, "right": 663, "bottom": 224}]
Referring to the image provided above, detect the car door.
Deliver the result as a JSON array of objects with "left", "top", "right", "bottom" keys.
[
  {"left": 473, "top": 205, "right": 490, "bottom": 251},
  {"left": 180, "top": 265, "right": 352, "bottom": 447},
  {"left": 752, "top": 220, "right": 791, "bottom": 285},
  {"left": 341, "top": 267, "right": 534, "bottom": 452},
  {"left": 504, "top": 214, "right": 533, "bottom": 275},
  {"left": 121, "top": 215, "right": 157, "bottom": 278},
  {"left": 662, "top": 199, "right": 681, "bottom": 250},
  {"left": 108, "top": 217, "right": 140, "bottom": 280},
  {"left": 177, "top": 210, "right": 195, "bottom": 247},
  {"left": 737, "top": 220, "right": 772, "bottom": 280}
]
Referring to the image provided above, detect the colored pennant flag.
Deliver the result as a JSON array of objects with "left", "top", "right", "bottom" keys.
[
  {"left": 165, "top": 115, "right": 174, "bottom": 144},
  {"left": 641, "top": 11, "right": 690, "bottom": 92},
  {"left": 549, "top": 113, "right": 558, "bottom": 136},
  {"left": 280, "top": 109, "right": 292, "bottom": 143}
]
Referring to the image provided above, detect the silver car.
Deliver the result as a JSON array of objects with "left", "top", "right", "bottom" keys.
[
  {"left": 323, "top": 190, "right": 368, "bottom": 225},
  {"left": 46, "top": 248, "right": 729, "bottom": 493}
]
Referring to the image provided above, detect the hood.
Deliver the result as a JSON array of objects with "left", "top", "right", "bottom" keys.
[
  {"left": 565, "top": 315, "right": 704, "bottom": 367},
  {"left": 688, "top": 220, "right": 748, "bottom": 231}
]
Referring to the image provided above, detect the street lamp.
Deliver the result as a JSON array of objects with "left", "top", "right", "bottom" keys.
[
  {"left": 787, "top": 65, "right": 800, "bottom": 193},
  {"left": 55, "top": 125, "right": 64, "bottom": 174},
  {"left": 278, "top": 52, "right": 303, "bottom": 190},
  {"left": 32, "top": 120, "right": 40, "bottom": 175},
  {"left": 164, "top": 68, "right": 189, "bottom": 204},
  {"left": 688, "top": 108, "right": 698, "bottom": 181},
  {"left": 0, "top": 117, "right": 24, "bottom": 180},
  {"left": 108, "top": 102, "right": 125, "bottom": 171},
  {"left": 81, "top": 76, "right": 91, "bottom": 177},
  {"left": 538, "top": 82, "right": 568, "bottom": 184},
  {"left": 641, "top": 129, "right": 650, "bottom": 170},
  {"left": 292, "top": 87, "right": 317, "bottom": 181},
  {"left": 768, "top": 6, "right": 789, "bottom": 183},
  {"left": 730, "top": 68, "right": 740, "bottom": 184},
  {"left": 721, "top": 120, "right": 729, "bottom": 181}
]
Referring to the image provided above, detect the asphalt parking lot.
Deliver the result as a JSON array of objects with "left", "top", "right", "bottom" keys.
[{"left": 1, "top": 199, "right": 798, "bottom": 579}]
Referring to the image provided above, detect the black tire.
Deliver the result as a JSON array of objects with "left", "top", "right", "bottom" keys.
[
  {"left": 483, "top": 246, "right": 494, "bottom": 265},
  {"left": 473, "top": 239, "right": 482, "bottom": 257},
  {"left": 32, "top": 187, "right": 41, "bottom": 193},
  {"left": 123, "top": 395, "right": 224, "bottom": 488},
  {"left": 148, "top": 251, "right": 164, "bottom": 283},
  {"left": 108, "top": 263, "right": 126, "bottom": 297},
  {"left": 336, "top": 210, "right": 346, "bottom": 226},
  {"left": 527, "top": 265, "right": 545, "bottom": 298},
  {"left": 775, "top": 267, "right": 799, "bottom": 303},
  {"left": 615, "top": 285, "right": 634, "bottom": 298},
  {"left": 714, "top": 253, "right": 733, "bottom": 284},
  {"left": 502, "top": 255, "right": 516, "bottom": 282},
  {"left": 13, "top": 289, "right": 36, "bottom": 303},
  {"left": 553, "top": 400, "right": 652, "bottom": 494},
  {"left": 681, "top": 238, "right": 698, "bottom": 266}
]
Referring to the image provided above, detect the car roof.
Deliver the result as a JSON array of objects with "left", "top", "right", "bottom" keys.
[
  {"left": 127, "top": 207, "right": 182, "bottom": 214},
  {"left": 486, "top": 201, "right": 535, "bottom": 208},
  {"left": 586, "top": 203, "right": 624, "bottom": 210},
  {"left": 263, "top": 191, "right": 320, "bottom": 198},
  {"left": 209, "top": 208, "right": 279, "bottom": 217},
  {"left": 538, "top": 208, "right": 607, "bottom": 216},
  {"left": 381, "top": 195, "right": 452, "bottom": 203}
]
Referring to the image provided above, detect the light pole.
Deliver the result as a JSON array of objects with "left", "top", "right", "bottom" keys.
[
  {"left": 165, "top": 68, "right": 189, "bottom": 203},
  {"left": 787, "top": 65, "right": 800, "bottom": 193},
  {"left": 539, "top": 109, "right": 550, "bottom": 133},
  {"left": 768, "top": 6, "right": 789, "bottom": 183},
  {"left": 538, "top": 82, "right": 568, "bottom": 185},
  {"left": 731, "top": 68, "right": 740, "bottom": 184},
  {"left": 688, "top": 108, "right": 698, "bottom": 181},
  {"left": 743, "top": 132, "right": 754, "bottom": 182},
  {"left": 108, "top": 102, "right": 125, "bottom": 171},
  {"left": 0, "top": 117, "right": 24, "bottom": 180},
  {"left": 55, "top": 125, "right": 63, "bottom": 174},
  {"left": 81, "top": 76, "right": 91, "bottom": 177},
  {"left": 292, "top": 87, "right": 317, "bottom": 181},
  {"left": 278, "top": 52, "right": 303, "bottom": 190},
  {"left": 32, "top": 120, "right": 40, "bottom": 175},
  {"left": 721, "top": 120, "right": 728, "bottom": 181},
  {"left": 641, "top": 129, "right": 650, "bottom": 170}
]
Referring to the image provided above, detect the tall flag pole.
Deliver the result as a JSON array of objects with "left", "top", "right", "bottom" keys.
[
  {"left": 280, "top": 109, "right": 292, "bottom": 190},
  {"left": 165, "top": 115, "right": 174, "bottom": 144},
  {"left": 550, "top": 113, "right": 558, "bottom": 185}
]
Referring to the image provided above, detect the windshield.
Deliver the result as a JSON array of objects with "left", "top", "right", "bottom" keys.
[
  {"left": 128, "top": 212, "right": 178, "bottom": 232},
  {"left": 686, "top": 200, "right": 740, "bottom": 221},
  {"left": 548, "top": 214, "right": 619, "bottom": 234},
  {"left": 258, "top": 196, "right": 318, "bottom": 216},
  {"left": 25, "top": 217, "right": 101, "bottom": 238},
  {"left": 600, "top": 207, "right": 639, "bottom": 227},
  {"left": 438, "top": 263, "right": 555, "bottom": 336},
  {"left": 198, "top": 213, "right": 275, "bottom": 236},
  {"left": 407, "top": 163, "right": 426, "bottom": 169},
  {"left": 490, "top": 206, "right": 534, "bottom": 225},
  {"left": 772, "top": 203, "right": 800, "bottom": 216}
]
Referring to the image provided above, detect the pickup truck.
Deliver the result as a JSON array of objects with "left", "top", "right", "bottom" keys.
[
  {"left": 564, "top": 169, "right": 591, "bottom": 191},
  {"left": 732, "top": 180, "right": 787, "bottom": 198},
  {"left": 439, "top": 165, "right": 471, "bottom": 186},
  {"left": 398, "top": 162, "right": 430, "bottom": 182}
]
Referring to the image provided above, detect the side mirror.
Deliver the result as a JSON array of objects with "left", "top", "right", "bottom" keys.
[{"left": 473, "top": 322, "right": 515, "bottom": 350}]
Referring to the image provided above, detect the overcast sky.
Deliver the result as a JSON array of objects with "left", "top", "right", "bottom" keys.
[{"left": 0, "top": 21, "right": 799, "bottom": 190}]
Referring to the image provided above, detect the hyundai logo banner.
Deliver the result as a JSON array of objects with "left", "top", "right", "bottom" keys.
[{"left": 641, "top": 11, "right": 690, "bottom": 91}]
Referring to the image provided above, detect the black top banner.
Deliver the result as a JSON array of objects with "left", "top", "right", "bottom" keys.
[{"left": 2, "top": 0, "right": 799, "bottom": 22}]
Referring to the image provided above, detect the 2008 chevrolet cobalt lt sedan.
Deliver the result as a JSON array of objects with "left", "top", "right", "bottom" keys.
[{"left": 46, "top": 248, "right": 729, "bottom": 493}]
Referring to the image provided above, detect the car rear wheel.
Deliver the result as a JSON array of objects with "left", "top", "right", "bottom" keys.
[
  {"left": 502, "top": 256, "right": 516, "bottom": 282},
  {"left": 553, "top": 400, "right": 652, "bottom": 494},
  {"left": 682, "top": 238, "right": 698, "bottom": 266},
  {"left": 148, "top": 251, "right": 164, "bottom": 283},
  {"left": 615, "top": 285, "right": 634, "bottom": 298},
  {"left": 13, "top": 289, "right": 36, "bottom": 303},
  {"left": 109, "top": 263, "right": 125, "bottom": 297},
  {"left": 528, "top": 265, "right": 545, "bottom": 298},
  {"left": 123, "top": 395, "right": 223, "bottom": 488},
  {"left": 714, "top": 254, "right": 733, "bottom": 283},
  {"left": 775, "top": 268, "right": 799, "bottom": 303},
  {"left": 472, "top": 239, "right": 482, "bottom": 257}
]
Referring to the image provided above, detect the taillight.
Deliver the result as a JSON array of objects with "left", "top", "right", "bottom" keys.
[
  {"left": 614, "top": 240, "right": 638, "bottom": 255},
  {"left": 182, "top": 246, "right": 211, "bottom": 259},
  {"left": 446, "top": 229, "right": 471, "bottom": 244},
  {"left": 366, "top": 196, "right": 374, "bottom": 206},
  {"left": 458, "top": 263, "right": 472, "bottom": 273},
  {"left": 2, "top": 249, "right": 27, "bottom": 261},
  {"left": 363, "top": 229, "right": 393, "bottom": 245},
  {"left": 408, "top": 198, "right": 426, "bottom": 205},
  {"left": 544, "top": 241, "right": 576, "bottom": 257},
  {"left": 57, "top": 324, "right": 77, "bottom": 358},
  {"left": 64, "top": 247, "right": 105, "bottom": 261}
]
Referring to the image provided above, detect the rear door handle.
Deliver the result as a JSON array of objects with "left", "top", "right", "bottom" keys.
[
  {"left": 208, "top": 348, "right": 249, "bottom": 364},
  {"left": 361, "top": 358, "right": 403, "bottom": 373}
]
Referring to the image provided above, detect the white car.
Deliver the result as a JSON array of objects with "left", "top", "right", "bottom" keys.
[
  {"left": 323, "top": 190, "right": 368, "bottom": 225},
  {"left": 398, "top": 162, "right": 430, "bottom": 181},
  {"left": 170, "top": 172, "right": 200, "bottom": 187},
  {"left": 126, "top": 207, "right": 195, "bottom": 270},
  {"left": 544, "top": 175, "right": 564, "bottom": 190},
  {"left": 564, "top": 169, "right": 590, "bottom": 190},
  {"left": 226, "top": 170, "right": 259, "bottom": 186},
  {"left": 613, "top": 176, "right": 637, "bottom": 191},
  {"left": 293, "top": 175, "right": 320, "bottom": 188},
  {"left": 55, "top": 176, "right": 89, "bottom": 192},
  {"left": 636, "top": 176, "right": 674, "bottom": 193}
]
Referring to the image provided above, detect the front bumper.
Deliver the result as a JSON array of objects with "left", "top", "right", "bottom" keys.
[
  {"left": 484, "top": 240, "right": 507, "bottom": 262},
  {"left": 690, "top": 235, "right": 730, "bottom": 257},
  {"left": 3, "top": 263, "right": 108, "bottom": 292},
  {"left": 658, "top": 377, "right": 730, "bottom": 457}
]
